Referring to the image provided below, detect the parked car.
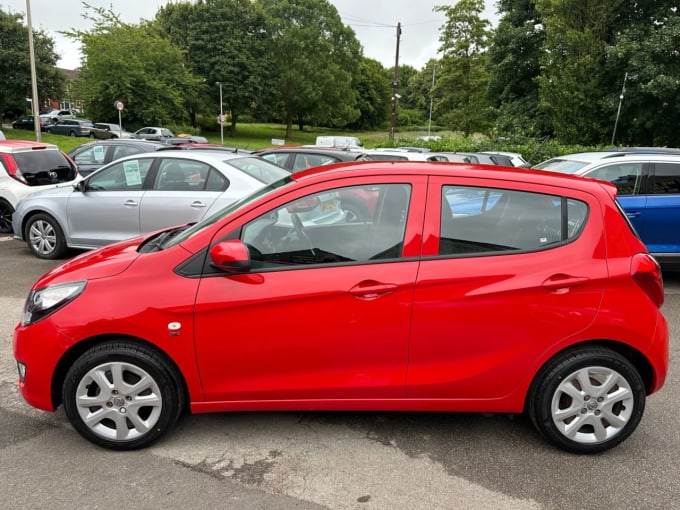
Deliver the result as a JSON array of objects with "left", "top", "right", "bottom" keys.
[
  {"left": 68, "top": 139, "right": 166, "bottom": 176},
  {"left": 47, "top": 119, "right": 94, "bottom": 137},
  {"left": 537, "top": 152, "right": 680, "bottom": 269},
  {"left": 89, "top": 122, "right": 134, "bottom": 140},
  {"left": 45, "top": 109, "right": 76, "bottom": 122},
  {"left": 134, "top": 126, "right": 175, "bottom": 140},
  {"left": 0, "top": 140, "right": 79, "bottom": 233},
  {"left": 427, "top": 152, "right": 515, "bottom": 166},
  {"left": 11, "top": 115, "right": 56, "bottom": 132},
  {"left": 12, "top": 151, "right": 290, "bottom": 259},
  {"left": 480, "top": 151, "right": 530, "bottom": 167},
  {"left": 533, "top": 148, "right": 680, "bottom": 174},
  {"left": 12, "top": 161, "right": 667, "bottom": 452},
  {"left": 315, "top": 135, "right": 363, "bottom": 148},
  {"left": 362, "top": 149, "right": 429, "bottom": 161},
  {"left": 256, "top": 146, "right": 371, "bottom": 220}
]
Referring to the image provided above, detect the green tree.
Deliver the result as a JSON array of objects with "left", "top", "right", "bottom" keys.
[
  {"left": 65, "top": 5, "right": 200, "bottom": 128},
  {"left": 0, "top": 8, "right": 65, "bottom": 118},
  {"left": 606, "top": 2, "right": 680, "bottom": 145},
  {"left": 434, "top": 0, "right": 493, "bottom": 136},
  {"left": 258, "top": 0, "right": 362, "bottom": 138},
  {"left": 534, "top": 0, "right": 623, "bottom": 144},
  {"left": 487, "top": 0, "right": 548, "bottom": 138},
  {"left": 157, "top": 0, "right": 275, "bottom": 136},
  {"left": 348, "top": 57, "right": 390, "bottom": 130}
]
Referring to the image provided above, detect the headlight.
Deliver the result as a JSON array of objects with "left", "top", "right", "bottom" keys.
[{"left": 22, "top": 281, "right": 87, "bottom": 326}]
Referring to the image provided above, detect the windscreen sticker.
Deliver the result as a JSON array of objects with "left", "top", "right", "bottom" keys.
[
  {"left": 123, "top": 160, "right": 143, "bottom": 186},
  {"left": 93, "top": 145, "right": 105, "bottom": 162}
]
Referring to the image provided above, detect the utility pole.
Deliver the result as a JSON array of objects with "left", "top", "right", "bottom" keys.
[
  {"left": 26, "top": 0, "right": 41, "bottom": 142},
  {"left": 611, "top": 72, "right": 628, "bottom": 146},
  {"left": 388, "top": 22, "right": 401, "bottom": 141},
  {"left": 427, "top": 64, "right": 437, "bottom": 138}
]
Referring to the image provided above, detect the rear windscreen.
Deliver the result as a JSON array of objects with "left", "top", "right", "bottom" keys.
[{"left": 14, "top": 150, "right": 76, "bottom": 186}]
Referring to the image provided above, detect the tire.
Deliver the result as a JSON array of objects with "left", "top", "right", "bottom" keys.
[
  {"left": 0, "top": 199, "right": 14, "bottom": 234},
  {"left": 527, "top": 347, "right": 645, "bottom": 453},
  {"left": 70, "top": 131, "right": 77, "bottom": 137},
  {"left": 25, "top": 213, "right": 67, "bottom": 259},
  {"left": 62, "top": 341, "right": 183, "bottom": 450},
  {"left": 89, "top": 133, "right": 95, "bottom": 138}
]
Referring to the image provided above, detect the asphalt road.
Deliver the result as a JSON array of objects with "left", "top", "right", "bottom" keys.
[{"left": 1, "top": 234, "right": 679, "bottom": 510}]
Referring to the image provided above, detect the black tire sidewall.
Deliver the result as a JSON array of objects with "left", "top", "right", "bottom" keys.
[
  {"left": 529, "top": 348, "right": 645, "bottom": 454},
  {"left": 0, "top": 199, "right": 14, "bottom": 233},
  {"left": 62, "top": 342, "right": 180, "bottom": 450}
]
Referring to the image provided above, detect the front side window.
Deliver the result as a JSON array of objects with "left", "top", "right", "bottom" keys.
[
  {"left": 72, "top": 145, "right": 106, "bottom": 165},
  {"left": 439, "top": 186, "right": 588, "bottom": 255},
  {"left": 240, "top": 183, "right": 411, "bottom": 269},
  {"left": 586, "top": 163, "right": 643, "bottom": 196},
  {"left": 86, "top": 158, "right": 153, "bottom": 191},
  {"left": 111, "top": 145, "right": 143, "bottom": 160}
]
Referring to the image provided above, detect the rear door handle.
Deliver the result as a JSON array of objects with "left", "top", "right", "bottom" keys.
[
  {"left": 124, "top": 200, "right": 138, "bottom": 207},
  {"left": 191, "top": 201, "right": 207, "bottom": 208},
  {"left": 542, "top": 274, "right": 590, "bottom": 290},
  {"left": 350, "top": 281, "right": 398, "bottom": 299}
]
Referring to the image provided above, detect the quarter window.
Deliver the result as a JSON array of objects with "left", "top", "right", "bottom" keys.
[{"left": 439, "top": 186, "right": 587, "bottom": 255}]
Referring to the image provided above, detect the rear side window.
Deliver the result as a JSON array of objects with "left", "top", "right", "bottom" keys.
[
  {"left": 439, "top": 186, "right": 588, "bottom": 255},
  {"left": 13, "top": 150, "right": 76, "bottom": 185},
  {"left": 652, "top": 163, "right": 680, "bottom": 194},
  {"left": 585, "top": 163, "right": 643, "bottom": 196}
]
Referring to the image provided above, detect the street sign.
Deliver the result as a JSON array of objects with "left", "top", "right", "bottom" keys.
[
  {"left": 114, "top": 100, "right": 125, "bottom": 111},
  {"left": 217, "top": 114, "right": 226, "bottom": 124}
]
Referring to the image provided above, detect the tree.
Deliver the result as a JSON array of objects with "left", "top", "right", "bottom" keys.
[
  {"left": 0, "top": 8, "right": 65, "bottom": 119},
  {"left": 434, "top": 0, "right": 493, "bottom": 136},
  {"left": 487, "top": 0, "right": 548, "bottom": 138},
  {"left": 606, "top": 2, "right": 680, "bottom": 145},
  {"left": 65, "top": 5, "right": 201, "bottom": 128},
  {"left": 258, "top": 0, "right": 362, "bottom": 138},
  {"left": 348, "top": 57, "right": 390, "bottom": 130},
  {"left": 534, "top": 0, "right": 624, "bottom": 144},
  {"left": 157, "top": 0, "right": 275, "bottom": 136}
]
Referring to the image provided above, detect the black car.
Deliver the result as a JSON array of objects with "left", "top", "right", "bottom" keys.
[
  {"left": 68, "top": 139, "right": 166, "bottom": 176},
  {"left": 11, "top": 115, "right": 56, "bottom": 132}
]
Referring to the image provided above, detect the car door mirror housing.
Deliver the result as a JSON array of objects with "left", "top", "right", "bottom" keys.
[{"left": 209, "top": 240, "right": 251, "bottom": 273}]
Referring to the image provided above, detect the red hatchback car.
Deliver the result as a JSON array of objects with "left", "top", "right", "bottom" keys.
[{"left": 13, "top": 161, "right": 668, "bottom": 453}]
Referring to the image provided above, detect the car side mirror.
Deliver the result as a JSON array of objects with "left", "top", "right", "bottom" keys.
[
  {"left": 74, "top": 181, "right": 86, "bottom": 192},
  {"left": 209, "top": 239, "right": 251, "bottom": 273}
]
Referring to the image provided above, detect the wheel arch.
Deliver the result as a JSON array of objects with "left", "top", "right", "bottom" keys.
[
  {"left": 20, "top": 209, "right": 67, "bottom": 241},
  {"left": 523, "top": 339, "right": 655, "bottom": 413},
  {"left": 50, "top": 334, "right": 189, "bottom": 413}
]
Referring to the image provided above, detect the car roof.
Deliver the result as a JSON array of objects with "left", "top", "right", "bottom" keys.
[
  {"left": 256, "top": 146, "right": 365, "bottom": 158},
  {"left": 291, "top": 160, "right": 612, "bottom": 192},
  {"left": 112, "top": 149, "right": 256, "bottom": 163}
]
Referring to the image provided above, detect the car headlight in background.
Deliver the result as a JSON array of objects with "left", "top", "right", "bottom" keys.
[{"left": 22, "top": 281, "right": 87, "bottom": 326}]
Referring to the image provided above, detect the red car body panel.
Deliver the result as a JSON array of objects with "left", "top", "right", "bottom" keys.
[{"left": 13, "top": 163, "right": 668, "bottom": 419}]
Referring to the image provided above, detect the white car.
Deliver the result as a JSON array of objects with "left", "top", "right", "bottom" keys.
[
  {"left": 12, "top": 151, "right": 290, "bottom": 258},
  {"left": 361, "top": 149, "right": 429, "bottom": 161},
  {"left": 134, "top": 126, "right": 175, "bottom": 140},
  {"left": 0, "top": 140, "right": 79, "bottom": 233}
]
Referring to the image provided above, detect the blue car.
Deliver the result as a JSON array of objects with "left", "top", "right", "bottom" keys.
[{"left": 538, "top": 153, "right": 680, "bottom": 270}]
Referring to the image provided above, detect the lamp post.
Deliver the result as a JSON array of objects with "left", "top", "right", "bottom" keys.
[
  {"left": 427, "top": 64, "right": 437, "bottom": 138},
  {"left": 216, "top": 81, "right": 224, "bottom": 146},
  {"left": 611, "top": 72, "right": 628, "bottom": 146},
  {"left": 26, "top": 0, "right": 41, "bottom": 142}
]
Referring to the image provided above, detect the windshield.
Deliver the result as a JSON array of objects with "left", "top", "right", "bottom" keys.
[
  {"left": 162, "top": 175, "right": 294, "bottom": 249},
  {"left": 226, "top": 157, "right": 290, "bottom": 184},
  {"left": 533, "top": 159, "right": 591, "bottom": 174}
]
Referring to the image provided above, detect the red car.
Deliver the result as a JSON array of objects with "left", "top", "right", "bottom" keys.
[{"left": 13, "top": 162, "right": 668, "bottom": 453}]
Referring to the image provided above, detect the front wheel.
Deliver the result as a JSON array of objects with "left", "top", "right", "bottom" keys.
[
  {"left": 25, "top": 213, "right": 67, "bottom": 259},
  {"left": 70, "top": 131, "right": 77, "bottom": 137},
  {"left": 527, "top": 347, "right": 645, "bottom": 453},
  {"left": 62, "top": 342, "right": 183, "bottom": 450}
]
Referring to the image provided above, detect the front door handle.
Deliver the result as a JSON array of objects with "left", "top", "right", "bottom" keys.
[
  {"left": 191, "top": 201, "right": 207, "bottom": 208},
  {"left": 350, "top": 280, "right": 398, "bottom": 299},
  {"left": 124, "top": 200, "right": 138, "bottom": 207}
]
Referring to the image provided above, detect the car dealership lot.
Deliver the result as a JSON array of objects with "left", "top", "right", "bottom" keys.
[{"left": 1, "top": 234, "right": 679, "bottom": 509}]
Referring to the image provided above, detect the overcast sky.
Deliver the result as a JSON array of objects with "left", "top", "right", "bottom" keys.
[{"left": 1, "top": 0, "right": 498, "bottom": 71}]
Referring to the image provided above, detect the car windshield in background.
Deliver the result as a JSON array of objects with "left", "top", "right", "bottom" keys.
[
  {"left": 533, "top": 159, "right": 592, "bottom": 173},
  {"left": 225, "top": 156, "right": 291, "bottom": 184}
]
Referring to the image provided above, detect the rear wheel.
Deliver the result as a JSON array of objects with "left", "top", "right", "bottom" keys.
[
  {"left": 70, "top": 131, "right": 77, "bottom": 137},
  {"left": 528, "top": 347, "right": 645, "bottom": 453},
  {"left": 62, "top": 342, "right": 183, "bottom": 450},
  {"left": 25, "top": 213, "right": 67, "bottom": 259},
  {"left": 0, "top": 199, "right": 14, "bottom": 233}
]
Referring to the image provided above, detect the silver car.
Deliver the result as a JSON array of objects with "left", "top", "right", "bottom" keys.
[{"left": 12, "top": 151, "right": 290, "bottom": 259}]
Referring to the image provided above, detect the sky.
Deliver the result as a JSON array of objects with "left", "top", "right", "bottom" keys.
[{"left": 1, "top": 0, "right": 498, "bottom": 71}]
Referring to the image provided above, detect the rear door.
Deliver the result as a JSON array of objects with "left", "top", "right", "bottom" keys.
[
  {"left": 408, "top": 177, "right": 607, "bottom": 402},
  {"left": 641, "top": 161, "right": 680, "bottom": 255}
]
